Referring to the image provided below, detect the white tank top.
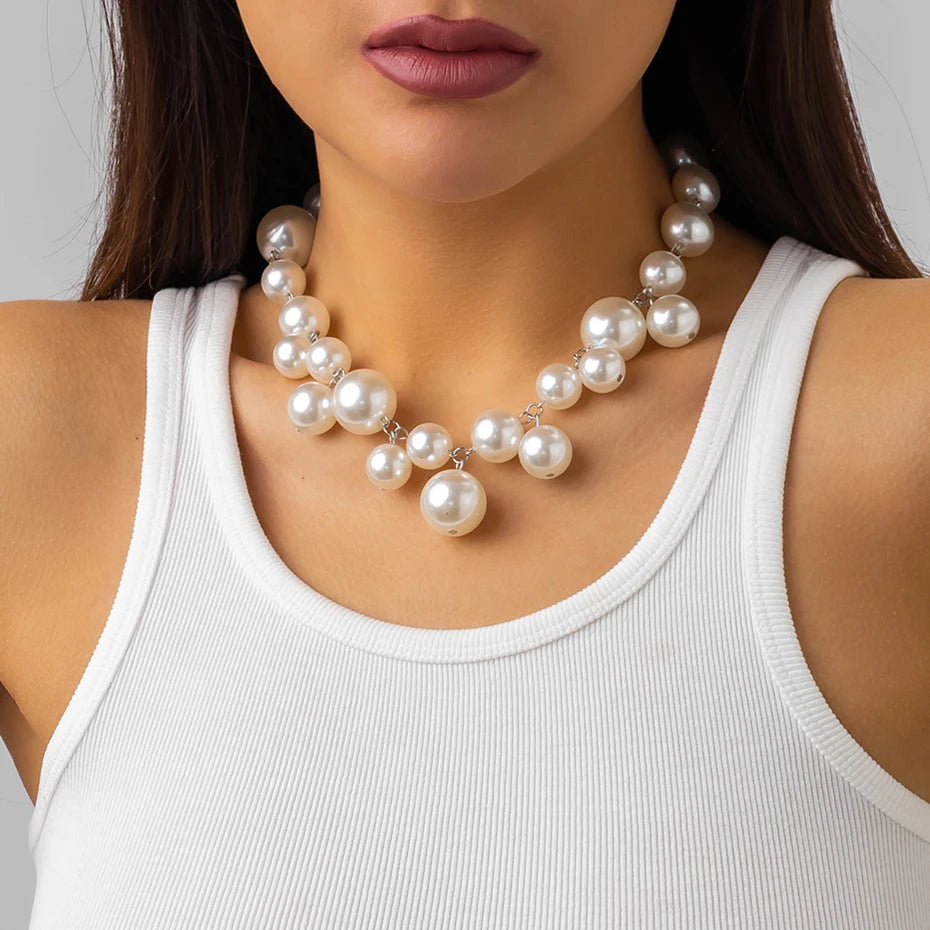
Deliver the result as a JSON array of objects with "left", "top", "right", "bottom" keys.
[{"left": 26, "top": 235, "right": 930, "bottom": 928}]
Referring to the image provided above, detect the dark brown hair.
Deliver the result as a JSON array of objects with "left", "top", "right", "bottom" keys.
[{"left": 81, "top": 0, "right": 925, "bottom": 302}]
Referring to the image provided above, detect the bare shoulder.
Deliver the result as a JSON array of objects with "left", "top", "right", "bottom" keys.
[
  {"left": 784, "top": 271, "right": 930, "bottom": 800},
  {"left": 0, "top": 296, "right": 152, "bottom": 707}
]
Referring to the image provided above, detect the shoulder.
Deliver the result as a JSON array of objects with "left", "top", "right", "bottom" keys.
[
  {"left": 0, "top": 297, "right": 153, "bottom": 683},
  {"left": 784, "top": 270, "right": 930, "bottom": 799}
]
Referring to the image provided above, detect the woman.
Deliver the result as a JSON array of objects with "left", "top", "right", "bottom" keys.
[{"left": 1, "top": 0, "right": 928, "bottom": 925}]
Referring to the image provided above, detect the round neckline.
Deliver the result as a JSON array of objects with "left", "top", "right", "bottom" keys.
[{"left": 194, "top": 235, "right": 800, "bottom": 663}]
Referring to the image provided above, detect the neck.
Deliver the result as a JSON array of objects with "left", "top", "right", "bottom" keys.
[{"left": 236, "top": 93, "right": 759, "bottom": 434}]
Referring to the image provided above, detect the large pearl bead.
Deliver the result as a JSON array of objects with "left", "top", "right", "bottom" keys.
[
  {"left": 287, "top": 381, "right": 336, "bottom": 434},
  {"left": 536, "top": 362, "right": 582, "bottom": 410},
  {"left": 646, "top": 294, "right": 701, "bottom": 347},
  {"left": 262, "top": 260, "right": 307, "bottom": 301},
  {"left": 406, "top": 422, "right": 452, "bottom": 469},
  {"left": 578, "top": 344, "right": 625, "bottom": 393},
  {"left": 272, "top": 335, "right": 309, "bottom": 379},
  {"left": 660, "top": 202, "right": 714, "bottom": 257},
  {"left": 332, "top": 368, "right": 397, "bottom": 435},
  {"left": 672, "top": 164, "right": 721, "bottom": 213},
  {"left": 639, "top": 250, "right": 686, "bottom": 297},
  {"left": 518, "top": 424, "right": 572, "bottom": 479},
  {"left": 420, "top": 469, "right": 487, "bottom": 537},
  {"left": 366, "top": 442, "right": 412, "bottom": 490},
  {"left": 306, "top": 336, "right": 351, "bottom": 382},
  {"left": 471, "top": 409, "right": 524, "bottom": 463},
  {"left": 279, "top": 295, "right": 330, "bottom": 339},
  {"left": 256, "top": 205, "right": 317, "bottom": 266},
  {"left": 580, "top": 296, "right": 647, "bottom": 361}
]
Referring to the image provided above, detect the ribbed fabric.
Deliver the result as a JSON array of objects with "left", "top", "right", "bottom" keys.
[{"left": 26, "top": 234, "right": 930, "bottom": 928}]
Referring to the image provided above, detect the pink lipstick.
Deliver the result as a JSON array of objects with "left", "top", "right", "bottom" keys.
[{"left": 361, "top": 14, "right": 540, "bottom": 99}]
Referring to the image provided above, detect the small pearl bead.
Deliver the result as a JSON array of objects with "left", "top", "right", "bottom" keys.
[
  {"left": 672, "top": 164, "right": 721, "bottom": 213},
  {"left": 471, "top": 409, "right": 524, "bottom": 463},
  {"left": 406, "top": 422, "right": 452, "bottom": 469},
  {"left": 646, "top": 295, "right": 701, "bottom": 347},
  {"left": 279, "top": 295, "right": 330, "bottom": 339},
  {"left": 639, "top": 250, "right": 687, "bottom": 297},
  {"left": 262, "top": 260, "right": 307, "bottom": 301},
  {"left": 306, "top": 336, "right": 351, "bottom": 382},
  {"left": 272, "top": 336, "right": 309, "bottom": 379},
  {"left": 578, "top": 345, "right": 625, "bottom": 393},
  {"left": 420, "top": 469, "right": 487, "bottom": 536},
  {"left": 580, "top": 297, "right": 647, "bottom": 361},
  {"left": 332, "top": 368, "right": 397, "bottom": 435},
  {"left": 518, "top": 424, "right": 573, "bottom": 479},
  {"left": 367, "top": 443, "right": 412, "bottom": 490},
  {"left": 287, "top": 381, "right": 336, "bottom": 434},
  {"left": 660, "top": 202, "right": 714, "bottom": 257},
  {"left": 256, "top": 205, "right": 317, "bottom": 266},
  {"left": 536, "top": 362, "right": 582, "bottom": 410}
]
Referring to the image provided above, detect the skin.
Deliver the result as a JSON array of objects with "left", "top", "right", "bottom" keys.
[{"left": 0, "top": 0, "right": 928, "bottom": 821}]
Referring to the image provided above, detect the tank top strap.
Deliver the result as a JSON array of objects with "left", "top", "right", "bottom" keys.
[{"left": 739, "top": 245, "right": 930, "bottom": 841}]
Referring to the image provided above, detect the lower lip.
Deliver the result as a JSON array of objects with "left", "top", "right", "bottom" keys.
[{"left": 361, "top": 46, "right": 539, "bottom": 99}]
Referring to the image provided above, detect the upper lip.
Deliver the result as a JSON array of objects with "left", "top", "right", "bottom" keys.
[{"left": 363, "top": 14, "right": 538, "bottom": 54}]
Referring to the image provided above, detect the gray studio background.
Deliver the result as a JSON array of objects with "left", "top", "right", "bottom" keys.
[{"left": 2, "top": 0, "right": 929, "bottom": 924}]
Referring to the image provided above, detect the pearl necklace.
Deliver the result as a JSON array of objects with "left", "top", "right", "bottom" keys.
[{"left": 255, "top": 133, "right": 720, "bottom": 537}]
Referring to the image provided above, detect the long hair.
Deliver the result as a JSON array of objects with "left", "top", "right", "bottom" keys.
[{"left": 80, "top": 0, "right": 926, "bottom": 302}]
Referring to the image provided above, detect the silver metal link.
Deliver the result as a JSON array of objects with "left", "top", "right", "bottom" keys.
[
  {"left": 518, "top": 400, "right": 545, "bottom": 428},
  {"left": 450, "top": 446, "right": 474, "bottom": 470},
  {"left": 379, "top": 415, "right": 409, "bottom": 444}
]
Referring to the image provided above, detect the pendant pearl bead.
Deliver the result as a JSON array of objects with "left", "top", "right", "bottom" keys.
[
  {"left": 332, "top": 368, "right": 398, "bottom": 435},
  {"left": 645, "top": 295, "right": 701, "bottom": 348},
  {"left": 518, "top": 424, "right": 573, "bottom": 479},
  {"left": 287, "top": 381, "right": 336, "bottom": 434},
  {"left": 366, "top": 442, "right": 413, "bottom": 490},
  {"left": 420, "top": 469, "right": 487, "bottom": 536},
  {"left": 471, "top": 409, "right": 524, "bottom": 463}
]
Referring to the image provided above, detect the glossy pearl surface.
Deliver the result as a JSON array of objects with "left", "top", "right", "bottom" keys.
[
  {"left": 406, "top": 422, "right": 452, "bottom": 470},
  {"left": 420, "top": 469, "right": 487, "bottom": 537},
  {"left": 578, "top": 345, "right": 625, "bottom": 393},
  {"left": 518, "top": 424, "right": 573, "bottom": 479},
  {"left": 256, "top": 205, "right": 317, "bottom": 266},
  {"left": 639, "top": 250, "right": 687, "bottom": 297},
  {"left": 332, "top": 368, "right": 397, "bottom": 435},
  {"left": 287, "top": 381, "right": 336, "bottom": 434},
  {"left": 646, "top": 295, "right": 701, "bottom": 347},
  {"left": 672, "top": 164, "right": 721, "bottom": 213},
  {"left": 306, "top": 336, "right": 351, "bottom": 383},
  {"left": 660, "top": 202, "right": 715, "bottom": 257},
  {"left": 580, "top": 296, "right": 647, "bottom": 361},
  {"left": 659, "top": 132, "right": 708, "bottom": 172},
  {"left": 261, "top": 260, "right": 307, "bottom": 301},
  {"left": 367, "top": 442, "right": 412, "bottom": 490},
  {"left": 536, "top": 362, "right": 582, "bottom": 410},
  {"left": 272, "top": 336, "right": 309, "bottom": 379},
  {"left": 279, "top": 295, "right": 330, "bottom": 339},
  {"left": 303, "top": 183, "right": 322, "bottom": 218},
  {"left": 471, "top": 409, "right": 524, "bottom": 463}
]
